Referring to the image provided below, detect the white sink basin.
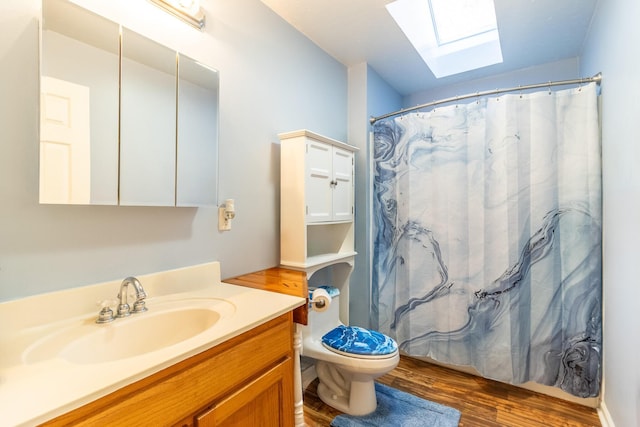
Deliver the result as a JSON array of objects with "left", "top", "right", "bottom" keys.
[
  {"left": 23, "top": 298, "right": 235, "bottom": 364},
  {"left": 0, "top": 262, "right": 307, "bottom": 427}
]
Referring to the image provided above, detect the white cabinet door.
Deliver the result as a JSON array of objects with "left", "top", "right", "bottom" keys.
[
  {"left": 305, "top": 140, "right": 354, "bottom": 222},
  {"left": 331, "top": 146, "right": 354, "bottom": 221},
  {"left": 306, "top": 140, "right": 333, "bottom": 222}
]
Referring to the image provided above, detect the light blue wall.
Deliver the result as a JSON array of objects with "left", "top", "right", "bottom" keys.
[
  {"left": 367, "top": 66, "right": 404, "bottom": 120},
  {"left": 581, "top": 0, "right": 640, "bottom": 425},
  {"left": 0, "top": 0, "right": 347, "bottom": 301},
  {"left": 348, "top": 64, "right": 402, "bottom": 328},
  {"left": 404, "top": 57, "right": 580, "bottom": 108}
]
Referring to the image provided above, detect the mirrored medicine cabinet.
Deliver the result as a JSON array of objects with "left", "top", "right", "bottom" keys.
[{"left": 40, "top": 0, "right": 219, "bottom": 207}]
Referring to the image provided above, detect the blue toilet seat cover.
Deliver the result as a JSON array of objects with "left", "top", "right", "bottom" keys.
[{"left": 321, "top": 325, "right": 398, "bottom": 356}]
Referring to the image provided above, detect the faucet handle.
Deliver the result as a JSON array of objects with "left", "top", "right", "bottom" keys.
[
  {"left": 132, "top": 299, "right": 148, "bottom": 313},
  {"left": 96, "top": 299, "right": 116, "bottom": 324}
]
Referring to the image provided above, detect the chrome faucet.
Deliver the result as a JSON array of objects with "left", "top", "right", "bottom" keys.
[
  {"left": 116, "top": 276, "right": 148, "bottom": 318},
  {"left": 96, "top": 276, "right": 148, "bottom": 323}
]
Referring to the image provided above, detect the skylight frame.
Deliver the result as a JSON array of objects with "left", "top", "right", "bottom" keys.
[{"left": 386, "top": 0, "right": 503, "bottom": 78}]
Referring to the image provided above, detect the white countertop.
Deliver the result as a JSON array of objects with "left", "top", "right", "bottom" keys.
[{"left": 0, "top": 262, "right": 305, "bottom": 427}]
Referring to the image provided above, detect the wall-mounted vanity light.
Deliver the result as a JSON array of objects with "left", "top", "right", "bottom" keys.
[{"left": 149, "top": 0, "right": 206, "bottom": 30}]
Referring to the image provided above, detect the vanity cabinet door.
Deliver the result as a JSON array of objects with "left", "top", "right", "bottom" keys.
[{"left": 195, "top": 359, "right": 293, "bottom": 427}]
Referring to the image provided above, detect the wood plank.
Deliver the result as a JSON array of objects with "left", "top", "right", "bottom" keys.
[{"left": 225, "top": 267, "right": 309, "bottom": 324}]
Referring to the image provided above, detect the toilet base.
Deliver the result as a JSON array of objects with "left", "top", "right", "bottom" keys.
[{"left": 315, "top": 361, "right": 378, "bottom": 416}]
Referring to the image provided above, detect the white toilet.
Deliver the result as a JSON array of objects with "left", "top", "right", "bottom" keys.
[{"left": 300, "top": 286, "right": 399, "bottom": 416}]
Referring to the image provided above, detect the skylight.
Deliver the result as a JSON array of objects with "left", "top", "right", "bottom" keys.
[{"left": 387, "top": 0, "right": 503, "bottom": 78}]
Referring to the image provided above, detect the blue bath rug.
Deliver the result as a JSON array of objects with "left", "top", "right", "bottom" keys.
[{"left": 330, "top": 383, "right": 461, "bottom": 427}]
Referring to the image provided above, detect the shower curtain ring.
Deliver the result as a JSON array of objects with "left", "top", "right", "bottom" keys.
[{"left": 548, "top": 81, "right": 552, "bottom": 95}]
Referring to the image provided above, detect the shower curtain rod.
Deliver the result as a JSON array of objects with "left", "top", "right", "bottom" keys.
[{"left": 369, "top": 72, "right": 602, "bottom": 125}]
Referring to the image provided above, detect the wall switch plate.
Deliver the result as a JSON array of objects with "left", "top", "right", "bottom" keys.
[{"left": 218, "top": 206, "right": 231, "bottom": 231}]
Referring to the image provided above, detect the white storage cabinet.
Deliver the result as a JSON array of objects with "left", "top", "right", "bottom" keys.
[{"left": 279, "top": 130, "right": 358, "bottom": 271}]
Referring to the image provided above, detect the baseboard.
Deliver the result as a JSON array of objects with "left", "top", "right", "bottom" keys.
[{"left": 597, "top": 400, "right": 615, "bottom": 427}]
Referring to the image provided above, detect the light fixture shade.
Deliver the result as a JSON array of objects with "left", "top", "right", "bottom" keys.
[{"left": 149, "top": 0, "right": 206, "bottom": 30}]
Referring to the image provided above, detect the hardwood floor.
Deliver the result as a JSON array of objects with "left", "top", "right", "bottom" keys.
[{"left": 303, "top": 356, "right": 601, "bottom": 427}]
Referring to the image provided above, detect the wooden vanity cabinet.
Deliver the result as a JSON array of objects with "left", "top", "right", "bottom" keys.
[{"left": 41, "top": 313, "right": 295, "bottom": 427}]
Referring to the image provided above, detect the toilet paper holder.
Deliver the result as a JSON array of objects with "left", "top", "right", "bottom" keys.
[
  {"left": 313, "top": 298, "right": 327, "bottom": 309},
  {"left": 310, "top": 288, "right": 332, "bottom": 312}
]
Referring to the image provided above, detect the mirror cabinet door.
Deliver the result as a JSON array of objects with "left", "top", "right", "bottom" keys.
[
  {"left": 120, "top": 28, "right": 177, "bottom": 206},
  {"left": 176, "top": 54, "right": 219, "bottom": 207},
  {"left": 40, "top": 0, "right": 119, "bottom": 205},
  {"left": 40, "top": 0, "right": 220, "bottom": 207}
]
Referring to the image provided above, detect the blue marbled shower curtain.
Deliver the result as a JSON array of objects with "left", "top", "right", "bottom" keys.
[{"left": 371, "top": 83, "right": 602, "bottom": 397}]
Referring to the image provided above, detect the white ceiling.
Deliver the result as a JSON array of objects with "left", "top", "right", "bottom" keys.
[{"left": 260, "top": 0, "right": 599, "bottom": 95}]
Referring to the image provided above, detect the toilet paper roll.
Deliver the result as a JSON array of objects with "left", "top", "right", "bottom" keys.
[{"left": 311, "top": 288, "right": 331, "bottom": 312}]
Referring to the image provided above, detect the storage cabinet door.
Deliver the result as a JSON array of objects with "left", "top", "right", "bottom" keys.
[
  {"left": 331, "top": 146, "right": 354, "bottom": 221},
  {"left": 306, "top": 140, "right": 333, "bottom": 222},
  {"left": 196, "top": 359, "right": 294, "bottom": 427}
]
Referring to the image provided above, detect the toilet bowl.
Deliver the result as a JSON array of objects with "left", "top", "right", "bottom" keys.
[{"left": 301, "top": 286, "right": 399, "bottom": 416}]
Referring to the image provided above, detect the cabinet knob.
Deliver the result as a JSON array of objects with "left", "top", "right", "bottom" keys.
[{"left": 330, "top": 180, "right": 338, "bottom": 187}]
